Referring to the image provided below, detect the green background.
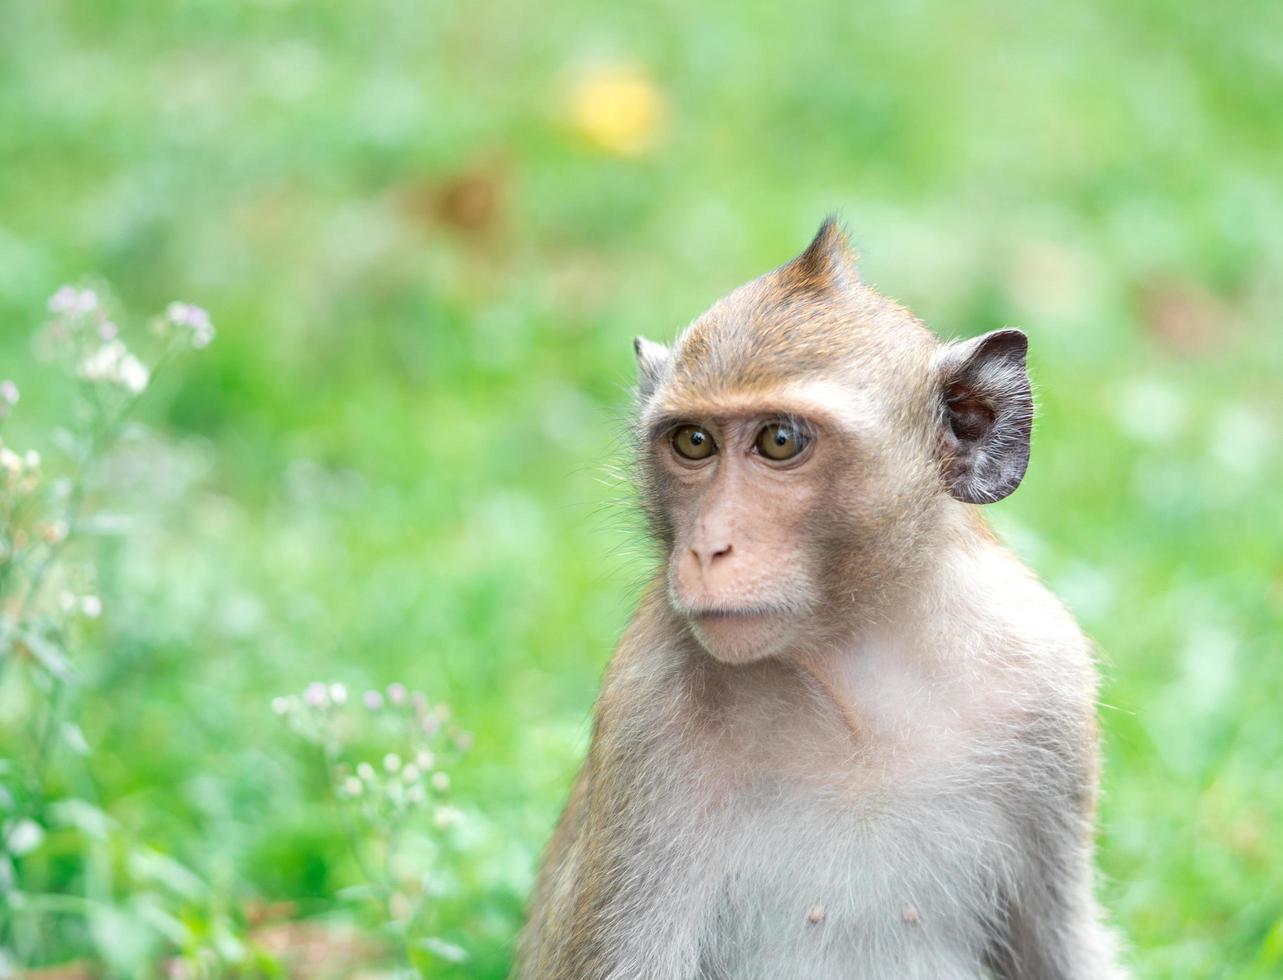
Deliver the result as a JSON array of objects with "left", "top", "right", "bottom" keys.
[{"left": 2, "top": 0, "right": 1281, "bottom": 976}]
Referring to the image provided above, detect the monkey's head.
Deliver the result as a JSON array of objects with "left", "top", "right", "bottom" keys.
[{"left": 634, "top": 218, "right": 1033, "bottom": 664}]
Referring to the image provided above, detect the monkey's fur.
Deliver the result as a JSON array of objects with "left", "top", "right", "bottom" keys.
[{"left": 517, "top": 220, "right": 1126, "bottom": 980}]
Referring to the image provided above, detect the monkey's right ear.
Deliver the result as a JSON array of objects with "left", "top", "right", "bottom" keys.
[
  {"left": 933, "top": 329, "right": 1033, "bottom": 504},
  {"left": 634, "top": 336, "right": 670, "bottom": 401}
]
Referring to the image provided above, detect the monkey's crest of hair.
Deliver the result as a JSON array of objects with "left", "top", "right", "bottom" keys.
[{"left": 635, "top": 217, "right": 939, "bottom": 411}]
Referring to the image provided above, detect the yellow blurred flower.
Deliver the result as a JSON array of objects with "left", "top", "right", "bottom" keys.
[{"left": 569, "top": 63, "right": 666, "bottom": 156}]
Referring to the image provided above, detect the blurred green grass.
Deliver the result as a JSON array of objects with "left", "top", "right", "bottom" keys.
[{"left": 1, "top": 0, "right": 1281, "bottom": 976}]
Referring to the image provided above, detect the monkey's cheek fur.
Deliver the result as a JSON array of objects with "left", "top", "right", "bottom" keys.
[{"left": 687, "top": 612, "right": 795, "bottom": 664}]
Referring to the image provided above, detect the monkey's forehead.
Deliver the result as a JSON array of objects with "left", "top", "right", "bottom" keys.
[
  {"left": 670, "top": 272, "right": 934, "bottom": 379},
  {"left": 639, "top": 378, "right": 889, "bottom": 436},
  {"left": 653, "top": 310, "right": 932, "bottom": 421}
]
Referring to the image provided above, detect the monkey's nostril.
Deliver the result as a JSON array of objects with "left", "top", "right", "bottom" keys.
[{"left": 690, "top": 542, "right": 733, "bottom": 571}]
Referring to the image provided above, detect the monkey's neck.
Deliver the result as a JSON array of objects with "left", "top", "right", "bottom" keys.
[
  {"left": 789, "top": 654, "right": 866, "bottom": 745},
  {"left": 784, "top": 518, "right": 996, "bottom": 749}
]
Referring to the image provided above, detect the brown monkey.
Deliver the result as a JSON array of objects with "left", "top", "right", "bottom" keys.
[{"left": 517, "top": 219, "right": 1126, "bottom": 980}]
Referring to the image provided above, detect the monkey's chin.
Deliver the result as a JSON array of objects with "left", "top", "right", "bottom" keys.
[{"left": 687, "top": 611, "right": 795, "bottom": 664}]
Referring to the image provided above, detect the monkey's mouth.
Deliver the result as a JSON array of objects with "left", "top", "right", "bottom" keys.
[
  {"left": 687, "top": 605, "right": 787, "bottom": 621},
  {"left": 693, "top": 608, "right": 765, "bottom": 619}
]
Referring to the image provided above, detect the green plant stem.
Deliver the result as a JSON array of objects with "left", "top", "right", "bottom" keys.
[
  {"left": 320, "top": 734, "right": 417, "bottom": 977},
  {"left": 0, "top": 343, "right": 174, "bottom": 681}
]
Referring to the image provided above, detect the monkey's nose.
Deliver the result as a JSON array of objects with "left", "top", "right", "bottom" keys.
[{"left": 690, "top": 542, "right": 733, "bottom": 573}]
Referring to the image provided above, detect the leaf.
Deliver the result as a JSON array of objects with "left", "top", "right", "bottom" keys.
[
  {"left": 20, "top": 629, "right": 73, "bottom": 680},
  {"left": 48, "top": 798, "right": 113, "bottom": 840},
  {"left": 62, "top": 721, "right": 91, "bottom": 756},
  {"left": 89, "top": 903, "right": 155, "bottom": 974},
  {"left": 415, "top": 936, "right": 469, "bottom": 964},
  {"left": 127, "top": 847, "right": 207, "bottom": 901},
  {"left": 335, "top": 883, "right": 382, "bottom": 903},
  {"left": 135, "top": 895, "right": 191, "bottom": 946},
  {"left": 212, "top": 921, "right": 246, "bottom": 963}
]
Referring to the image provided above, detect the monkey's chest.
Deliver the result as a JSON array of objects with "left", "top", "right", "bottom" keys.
[
  {"left": 674, "top": 653, "right": 1018, "bottom": 976},
  {"left": 691, "top": 773, "right": 1006, "bottom": 980}
]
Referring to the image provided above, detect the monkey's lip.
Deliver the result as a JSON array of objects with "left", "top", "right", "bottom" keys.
[{"left": 686, "top": 606, "right": 787, "bottom": 621}]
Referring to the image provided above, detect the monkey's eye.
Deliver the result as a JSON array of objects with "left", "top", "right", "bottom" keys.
[
  {"left": 755, "top": 422, "right": 809, "bottom": 461},
  {"left": 671, "top": 425, "right": 717, "bottom": 461}
]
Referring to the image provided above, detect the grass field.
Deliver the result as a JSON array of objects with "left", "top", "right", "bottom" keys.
[{"left": 1, "top": 1, "right": 1281, "bottom": 976}]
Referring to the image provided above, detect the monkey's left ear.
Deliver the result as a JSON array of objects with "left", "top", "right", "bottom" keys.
[
  {"left": 933, "top": 329, "right": 1033, "bottom": 504},
  {"left": 634, "top": 336, "right": 670, "bottom": 401}
]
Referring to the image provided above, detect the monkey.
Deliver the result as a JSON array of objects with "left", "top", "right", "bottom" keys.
[{"left": 516, "top": 218, "right": 1126, "bottom": 980}]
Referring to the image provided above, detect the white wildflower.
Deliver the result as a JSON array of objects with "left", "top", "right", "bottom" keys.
[
  {"left": 356, "top": 762, "right": 376, "bottom": 782},
  {"left": 48, "top": 286, "right": 79, "bottom": 315},
  {"left": 431, "top": 771, "right": 450, "bottom": 792},
  {"left": 118, "top": 353, "right": 149, "bottom": 394},
  {"left": 81, "top": 595, "right": 103, "bottom": 618},
  {"left": 406, "top": 784, "right": 426, "bottom": 805},
  {"left": 328, "top": 682, "right": 348, "bottom": 705},
  {"left": 303, "top": 681, "right": 329, "bottom": 708},
  {"left": 78, "top": 341, "right": 124, "bottom": 382},
  {"left": 78, "top": 340, "right": 149, "bottom": 393},
  {"left": 342, "top": 776, "right": 363, "bottom": 798},
  {"left": 387, "top": 682, "right": 406, "bottom": 705},
  {"left": 0, "top": 380, "right": 17, "bottom": 406},
  {"left": 47, "top": 285, "right": 100, "bottom": 318},
  {"left": 401, "top": 764, "right": 420, "bottom": 783},
  {"left": 363, "top": 689, "right": 383, "bottom": 710},
  {"left": 383, "top": 752, "right": 401, "bottom": 774},
  {"left": 165, "top": 302, "right": 215, "bottom": 348},
  {"left": 271, "top": 697, "right": 290, "bottom": 716},
  {"left": 433, "top": 806, "right": 462, "bottom": 829},
  {"left": 23, "top": 450, "right": 39, "bottom": 470},
  {"left": 415, "top": 749, "right": 435, "bottom": 771}
]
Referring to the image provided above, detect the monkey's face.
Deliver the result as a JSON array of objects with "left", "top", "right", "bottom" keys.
[
  {"left": 650, "top": 410, "right": 822, "bottom": 662},
  {"left": 632, "top": 219, "right": 1034, "bottom": 663},
  {"left": 641, "top": 382, "right": 937, "bottom": 664}
]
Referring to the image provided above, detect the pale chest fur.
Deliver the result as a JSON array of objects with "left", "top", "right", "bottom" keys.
[{"left": 636, "top": 640, "right": 1051, "bottom": 980}]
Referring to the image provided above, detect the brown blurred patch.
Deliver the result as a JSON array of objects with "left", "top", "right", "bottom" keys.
[
  {"left": 1135, "top": 275, "right": 1235, "bottom": 355},
  {"left": 243, "top": 898, "right": 297, "bottom": 928},
  {"left": 397, "top": 161, "right": 507, "bottom": 237},
  {"left": 249, "top": 920, "right": 385, "bottom": 978},
  {"left": 22, "top": 919, "right": 385, "bottom": 980}
]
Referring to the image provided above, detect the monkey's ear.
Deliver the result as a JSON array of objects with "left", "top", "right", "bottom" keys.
[
  {"left": 933, "top": 328, "right": 1032, "bottom": 504},
  {"left": 634, "top": 336, "right": 670, "bottom": 401}
]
